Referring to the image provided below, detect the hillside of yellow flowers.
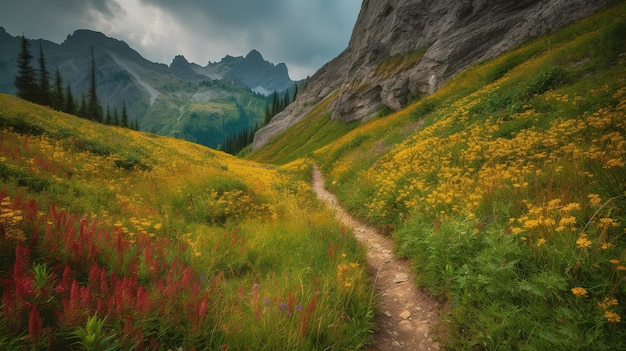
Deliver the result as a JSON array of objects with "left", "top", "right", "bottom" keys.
[
  {"left": 303, "top": 3, "right": 626, "bottom": 350},
  {"left": 0, "top": 94, "right": 375, "bottom": 349}
]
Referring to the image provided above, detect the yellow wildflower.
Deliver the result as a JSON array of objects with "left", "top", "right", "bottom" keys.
[
  {"left": 604, "top": 311, "right": 621, "bottom": 323},
  {"left": 609, "top": 259, "right": 621, "bottom": 265},
  {"left": 576, "top": 233, "right": 592, "bottom": 249},
  {"left": 587, "top": 194, "right": 602, "bottom": 207},
  {"left": 599, "top": 217, "right": 619, "bottom": 227},
  {"left": 571, "top": 287, "right": 588, "bottom": 297},
  {"left": 523, "top": 219, "right": 540, "bottom": 228},
  {"left": 598, "top": 297, "right": 618, "bottom": 310},
  {"left": 559, "top": 216, "right": 577, "bottom": 227},
  {"left": 535, "top": 238, "right": 547, "bottom": 247},
  {"left": 561, "top": 203, "right": 581, "bottom": 212},
  {"left": 600, "top": 242, "right": 613, "bottom": 250},
  {"left": 543, "top": 218, "right": 556, "bottom": 227}
]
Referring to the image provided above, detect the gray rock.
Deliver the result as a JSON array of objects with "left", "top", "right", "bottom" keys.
[
  {"left": 252, "top": 0, "right": 613, "bottom": 150},
  {"left": 393, "top": 273, "right": 409, "bottom": 283}
]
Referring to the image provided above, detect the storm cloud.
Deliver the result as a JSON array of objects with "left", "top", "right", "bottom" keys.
[{"left": 0, "top": 0, "right": 361, "bottom": 79}]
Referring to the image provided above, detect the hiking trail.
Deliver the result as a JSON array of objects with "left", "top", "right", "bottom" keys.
[{"left": 311, "top": 165, "right": 441, "bottom": 350}]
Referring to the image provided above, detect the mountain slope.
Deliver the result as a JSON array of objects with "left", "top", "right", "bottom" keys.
[
  {"left": 0, "top": 94, "right": 375, "bottom": 349},
  {"left": 0, "top": 28, "right": 293, "bottom": 149},
  {"left": 252, "top": 0, "right": 614, "bottom": 150},
  {"left": 250, "top": 2, "right": 626, "bottom": 349}
]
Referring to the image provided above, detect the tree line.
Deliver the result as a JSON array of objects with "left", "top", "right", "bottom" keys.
[
  {"left": 263, "top": 84, "right": 299, "bottom": 126},
  {"left": 13, "top": 36, "right": 138, "bottom": 130},
  {"left": 222, "top": 83, "right": 303, "bottom": 155}
]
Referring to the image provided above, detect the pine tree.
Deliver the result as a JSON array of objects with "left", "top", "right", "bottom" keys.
[
  {"left": 283, "top": 90, "right": 290, "bottom": 110},
  {"left": 113, "top": 107, "right": 119, "bottom": 126},
  {"left": 272, "top": 90, "right": 279, "bottom": 117},
  {"left": 64, "top": 82, "right": 75, "bottom": 114},
  {"left": 14, "top": 35, "right": 38, "bottom": 102},
  {"left": 121, "top": 101, "right": 128, "bottom": 128},
  {"left": 37, "top": 44, "right": 52, "bottom": 106},
  {"left": 52, "top": 68, "right": 64, "bottom": 110},
  {"left": 105, "top": 104, "right": 112, "bottom": 125},
  {"left": 87, "top": 47, "right": 103, "bottom": 122},
  {"left": 78, "top": 93, "right": 87, "bottom": 118},
  {"left": 263, "top": 105, "right": 272, "bottom": 126},
  {"left": 292, "top": 83, "right": 298, "bottom": 102}
]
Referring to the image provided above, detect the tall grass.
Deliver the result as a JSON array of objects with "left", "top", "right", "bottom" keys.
[{"left": 0, "top": 96, "right": 375, "bottom": 349}]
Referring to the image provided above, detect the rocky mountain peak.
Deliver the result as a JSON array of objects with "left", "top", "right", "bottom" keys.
[
  {"left": 171, "top": 55, "right": 190, "bottom": 66},
  {"left": 252, "top": 0, "right": 614, "bottom": 150},
  {"left": 245, "top": 49, "right": 263, "bottom": 61}
]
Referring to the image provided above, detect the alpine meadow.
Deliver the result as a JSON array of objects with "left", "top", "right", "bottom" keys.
[{"left": 1, "top": 2, "right": 626, "bottom": 351}]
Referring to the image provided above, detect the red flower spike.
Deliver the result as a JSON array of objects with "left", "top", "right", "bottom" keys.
[{"left": 28, "top": 305, "right": 42, "bottom": 340}]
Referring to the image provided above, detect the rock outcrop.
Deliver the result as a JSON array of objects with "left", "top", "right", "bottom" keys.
[{"left": 252, "top": 0, "right": 614, "bottom": 150}]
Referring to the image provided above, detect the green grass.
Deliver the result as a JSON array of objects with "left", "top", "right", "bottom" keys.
[
  {"left": 250, "top": 2, "right": 626, "bottom": 350},
  {"left": 0, "top": 95, "right": 375, "bottom": 350}
]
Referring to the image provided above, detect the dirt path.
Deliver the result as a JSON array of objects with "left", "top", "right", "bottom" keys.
[{"left": 311, "top": 165, "right": 441, "bottom": 351}]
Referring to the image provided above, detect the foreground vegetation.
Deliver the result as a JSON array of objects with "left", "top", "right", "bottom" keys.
[
  {"left": 0, "top": 95, "right": 375, "bottom": 350},
  {"left": 251, "top": 3, "right": 626, "bottom": 350}
]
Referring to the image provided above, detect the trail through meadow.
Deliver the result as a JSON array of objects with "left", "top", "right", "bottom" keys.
[{"left": 311, "top": 165, "right": 441, "bottom": 350}]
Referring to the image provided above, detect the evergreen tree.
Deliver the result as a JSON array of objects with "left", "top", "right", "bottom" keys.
[
  {"left": 263, "top": 105, "right": 272, "bottom": 126},
  {"left": 113, "top": 107, "right": 119, "bottom": 126},
  {"left": 14, "top": 35, "right": 38, "bottom": 102},
  {"left": 87, "top": 47, "right": 103, "bottom": 122},
  {"left": 121, "top": 100, "right": 128, "bottom": 128},
  {"left": 37, "top": 44, "right": 52, "bottom": 106},
  {"left": 78, "top": 93, "right": 87, "bottom": 118},
  {"left": 272, "top": 90, "right": 279, "bottom": 117},
  {"left": 105, "top": 103, "right": 112, "bottom": 125},
  {"left": 292, "top": 83, "right": 298, "bottom": 102},
  {"left": 64, "top": 82, "right": 75, "bottom": 114},
  {"left": 283, "top": 90, "right": 290, "bottom": 110},
  {"left": 52, "top": 67, "right": 64, "bottom": 110}
]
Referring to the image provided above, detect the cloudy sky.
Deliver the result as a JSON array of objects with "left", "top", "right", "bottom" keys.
[{"left": 0, "top": 0, "right": 362, "bottom": 80}]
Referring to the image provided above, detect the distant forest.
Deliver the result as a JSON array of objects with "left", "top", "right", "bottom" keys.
[
  {"left": 222, "top": 86, "right": 299, "bottom": 154},
  {"left": 14, "top": 35, "right": 139, "bottom": 130}
]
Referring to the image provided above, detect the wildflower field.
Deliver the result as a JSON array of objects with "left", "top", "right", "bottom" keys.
[
  {"left": 0, "top": 95, "right": 375, "bottom": 350},
  {"left": 252, "top": 3, "right": 626, "bottom": 350}
]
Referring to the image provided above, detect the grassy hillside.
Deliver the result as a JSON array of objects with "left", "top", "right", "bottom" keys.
[
  {"left": 141, "top": 80, "right": 267, "bottom": 150},
  {"left": 0, "top": 95, "right": 375, "bottom": 350},
  {"left": 250, "top": 2, "right": 626, "bottom": 350}
]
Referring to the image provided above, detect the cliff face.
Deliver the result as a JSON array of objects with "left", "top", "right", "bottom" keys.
[{"left": 252, "top": 0, "right": 614, "bottom": 150}]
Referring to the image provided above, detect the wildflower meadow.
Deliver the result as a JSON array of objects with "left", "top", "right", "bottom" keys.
[
  {"left": 0, "top": 95, "right": 375, "bottom": 350},
  {"left": 251, "top": 3, "right": 626, "bottom": 350}
]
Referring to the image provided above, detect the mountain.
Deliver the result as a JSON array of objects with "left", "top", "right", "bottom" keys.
[
  {"left": 0, "top": 28, "right": 294, "bottom": 149},
  {"left": 171, "top": 49, "right": 292, "bottom": 95},
  {"left": 252, "top": 0, "right": 615, "bottom": 150}
]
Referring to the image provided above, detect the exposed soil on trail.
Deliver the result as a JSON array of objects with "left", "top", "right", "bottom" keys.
[{"left": 312, "top": 165, "right": 441, "bottom": 351}]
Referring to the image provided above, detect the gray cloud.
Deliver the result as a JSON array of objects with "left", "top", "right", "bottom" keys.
[{"left": 0, "top": 0, "right": 361, "bottom": 79}]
